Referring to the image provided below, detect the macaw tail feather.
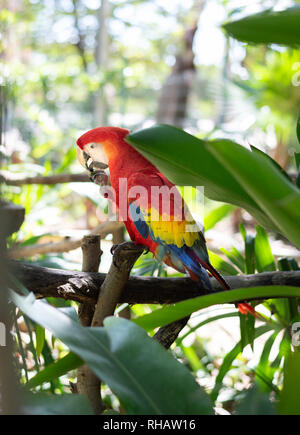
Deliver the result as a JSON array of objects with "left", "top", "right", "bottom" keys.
[
  {"left": 168, "top": 244, "right": 257, "bottom": 317},
  {"left": 187, "top": 248, "right": 258, "bottom": 318},
  {"left": 238, "top": 302, "right": 258, "bottom": 317}
]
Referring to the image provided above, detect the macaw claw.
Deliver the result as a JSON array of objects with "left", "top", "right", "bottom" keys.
[
  {"left": 89, "top": 170, "right": 108, "bottom": 186},
  {"left": 110, "top": 242, "right": 146, "bottom": 269}
]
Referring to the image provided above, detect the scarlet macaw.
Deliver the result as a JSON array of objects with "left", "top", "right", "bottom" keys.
[{"left": 77, "top": 126, "right": 254, "bottom": 315}]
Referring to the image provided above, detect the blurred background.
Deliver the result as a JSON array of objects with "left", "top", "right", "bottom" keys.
[
  {"left": 1, "top": 0, "right": 300, "bottom": 412},
  {"left": 2, "top": 0, "right": 300, "bottom": 264}
]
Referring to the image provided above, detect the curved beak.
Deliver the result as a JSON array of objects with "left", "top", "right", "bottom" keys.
[
  {"left": 77, "top": 146, "right": 109, "bottom": 185},
  {"left": 77, "top": 147, "right": 109, "bottom": 171}
]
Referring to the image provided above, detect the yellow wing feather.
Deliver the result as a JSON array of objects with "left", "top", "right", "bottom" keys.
[{"left": 141, "top": 206, "right": 200, "bottom": 248}]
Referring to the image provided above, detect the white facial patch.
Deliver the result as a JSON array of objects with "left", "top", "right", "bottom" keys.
[{"left": 84, "top": 142, "right": 109, "bottom": 166}]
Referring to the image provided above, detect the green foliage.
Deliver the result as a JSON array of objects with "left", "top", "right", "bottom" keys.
[
  {"left": 134, "top": 286, "right": 300, "bottom": 332},
  {"left": 3, "top": 0, "right": 300, "bottom": 416},
  {"left": 223, "top": 6, "right": 300, "bottom": 47},
  {"left": 278, "top": 351, "right": 300, "bottom": 415},
  {"left": 211, "top": 325, "right": 275, "bottom": 403},
  {"left": 26, "top": 352, "right": 82, "bottom": 390},
  {"left": 127, "top": 124, "right": 300, "bottom": 248},
  {"left": 11, "top": 290, "right": 213, "bottom": 415},
  {"left": 254, "top": 225, "right": 276, "bottom": 272},
  {"left": 22, "top": 392, "right": 93, "bottom": 415},
  {"left": 295, "top": 152, "right": 300, "bottom": 188},
  {"left": 239, "top": 224, "right": 255, "bottom": 275},
  {"left": 235, "top": 385, "right": 276, "bottom": 415},
  {"left": 204, "top": 204, "right": 235, "bottom": 231}
]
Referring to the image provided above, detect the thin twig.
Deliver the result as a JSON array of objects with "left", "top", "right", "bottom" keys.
[
  {"left": 8, "top": 221, "right": 123, "bottom": 259},
  {"left": 0, "top": 171, "right": 90, "bottom": 186}
]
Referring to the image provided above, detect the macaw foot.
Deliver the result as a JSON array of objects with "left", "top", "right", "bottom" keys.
[
  {"left": 110, "top": 241, "right": 145, "bottom": 270},
  {"left": 89, "top": 170, "right": 109, "bottom": 186}
]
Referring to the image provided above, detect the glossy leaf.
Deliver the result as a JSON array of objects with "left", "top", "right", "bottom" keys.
[
  {"left": 208, "top": 250, "right": 239, "bottom": 276},
  {"left": 26, "top": 352, "right": 83, "bottom": 389},
  {"left": 254, "top": 331, "right": 280, "bottom": 392},
  {"left": 128, "top": 125, "right": 300, "bottom": 247},
  {"left": 126, "top": 125, "right": 276, "bottom": 232},
  {"left": 278, "top": 351, "right": 300, "bottom": 415},
  {"left": 254, "top": 225, "right": 276, "bottom": 273},
  {"left": 239, "top": 310, "right": 255, "bottom": 352},
  {"left": 220, "top": 246, "right": 245, "bottom": 273},
  {"left": 11, "top": 291, "right": 213, "bottom": 415},
  {"left": 134, "top": 286, "right": 300, "bottom": 332},
  {"left": 35, "top": 324, "right": 45, "bottom": 359},
  {"left": 250, "top": 146, "right": 291, "bottom": 182},
  {"left": 223, "top": 6, "right": 300, "bottom": 47},
  {"left": 22, "top": 392, "right": 93, "bottom": 415},
  {"left": 278, "top": 257, "right": 300, "bottom": 271},
  {"left": 208, "top": 139, "right": 300, "bottom": 249},
  {"left": 235, "top": 385, "right": 275, "bottom": 415},
  {"left": 240, "top": 224, "right": 255, "bottom": 275}
]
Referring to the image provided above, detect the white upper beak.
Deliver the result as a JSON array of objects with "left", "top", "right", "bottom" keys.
[{"left": 77, "top": 143, "right": 109, "bottom": 171}]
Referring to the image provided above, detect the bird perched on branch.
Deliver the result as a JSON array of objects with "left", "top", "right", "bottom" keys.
[{"left": 77, "top": 126, "right": 255, "bottom": 316}]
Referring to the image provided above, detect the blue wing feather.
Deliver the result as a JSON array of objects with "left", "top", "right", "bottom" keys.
[
  {"left": 128, "top": 201, "right": 212, "bottom": 290},
  {"left": 128, "top": 202, "right": 149, "bottom": 239},
  {"left": 168, "top": 244, "right": 212, "bottom": 290}
]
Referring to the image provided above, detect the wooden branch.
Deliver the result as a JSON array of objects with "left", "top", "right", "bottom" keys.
[
  {"left": 91, "top": 242, "right": 145, "bottom": 327},
  {"left": 76, "top": 235, "right": 104, "bottom": 415},
  {"left": 0, "top": 201, "right": 25, "bottom": 238},
  {"left": 81, "top": 235, "right": 102, "bottom": 277},
  {"left": 153, "top": 317, "right": 190, "bottom": 349},
  {"left": 77, "top": 235, "right": 102, "bottom": 326},
  {"left": 0, "top": 171, "right": 90, "bottom": 186},
  {"left": 10, "top": 261, "right": 300, "bottom": 305},
  {"left": 8, "top": 221, "right": 123, "bottom": 259}
]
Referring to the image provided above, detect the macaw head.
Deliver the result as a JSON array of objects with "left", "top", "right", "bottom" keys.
[{"left": 76, "top": 126, "right": 129, "bottom": 181}]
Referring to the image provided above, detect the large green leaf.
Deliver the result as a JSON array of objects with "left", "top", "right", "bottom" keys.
[
  {"left": 223, "top": 6, "right": 300, "bottom": 47},
  {"left": 278, "top": 351, "right": 300, "bottom": 415},
  {"left": 126, "top": 125, "right": 290, "bottom": 232},
  {"left": 208, "top": 139, "right": 300, "bottom": 248},
  {"left": 134, "top": 286, "right": 300, "bottom": 332},
  {"left": 22, "top": 392, "right": 93, "bottom": 415},
  {"left": 235, "top": 385, "right": 276, "bottom": 415},
  {"left": 126, "top": 125, "right": 275, "bottom": 231},
  {"left": 11, "top": 291, "right": 213, "bottom": 415}
]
